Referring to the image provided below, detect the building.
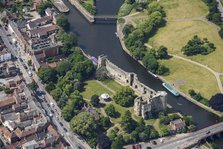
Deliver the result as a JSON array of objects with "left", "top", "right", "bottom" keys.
[
  {"left": 169, "top": 119, "right": 186, "bottom": 132},
  {"left": 8, "top": 21, "right": 27, "bottom": 51},
  {"left": 26, "top": 16, "right": 52, "bottom": 30},
  {"left": 28, "top": 24, "right": 59, "bottom": 38},
  {"left": 0, "top": 49, "right": 11, "bottom": 63},
  {"left": 97, "top": 55, "right": 168, "bottom": 119},
  {"left": 134, "top": 91, "right": 167, "bottom": 119}
]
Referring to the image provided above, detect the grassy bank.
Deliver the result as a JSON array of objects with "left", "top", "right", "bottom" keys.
[{"left": 159, "top": 57, "right": 219, "bottom": 99}]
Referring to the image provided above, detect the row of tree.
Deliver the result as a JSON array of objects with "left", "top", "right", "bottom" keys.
[
  {"left": 123, "top": 1, "right": 169, "bottom": 75},
  {"left": 181, "top": 35, "right": 216, "bottom": 56},
  {"left": 189, "top": 89, "right": 209, "bottom": 106},
  {"left": 202, "top": 0, "right": 223, "bottom": 39},
  {"left": 203, "top": 0, "right": 222, "bottom": 25}
]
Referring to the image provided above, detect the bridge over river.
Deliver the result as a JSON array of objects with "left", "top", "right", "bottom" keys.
[
  {"left": 153, "top": 122, "right": 223, "bottom": 149},
  {"left": 94, "top": 15, "right": 117, "bottom": 23}
]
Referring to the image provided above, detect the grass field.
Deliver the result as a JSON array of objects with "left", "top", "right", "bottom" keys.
[
  {"left": 160, "top": 0, "right": 208, "bottom": 20},
  {"left": 81, "top": 80, "right": 113, "bottom": 100},
  {"left": 159, "top": 57, "right": 219, "bottom": 99},
  {"left": 148, "top": 20, "right": 223, "bottom": 72},
  {"left": 102, "top": 79, "right": 124, "bottom": 92}
]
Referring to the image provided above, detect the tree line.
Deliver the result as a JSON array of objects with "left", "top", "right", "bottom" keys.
[{"left": 123, "top": 1, "right": 169, "bottom": 75}]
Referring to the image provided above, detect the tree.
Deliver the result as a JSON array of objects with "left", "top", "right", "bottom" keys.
[
  {"left": 209, "top": 93, "right": 223, "bottom": 112},
  {"left": 142, "top": 53, "right": 159, "bottom": 73},
  {"left": 90, "top": 95, "right": 100, "bottom": 107},
  {"left": 147, "top": 1, "right": 165, "bottom": 16},
  {"left": 156, "top": 46, "right": 168, "bottom": 59},
  {"left": 62, "top": 93, "right": 84, "bottom": 121},
  {"left": 102, "top": 117, "right": 111, "bottom": 128},
  {"left": 113, "top": 87, "right": 136, "bottom": 107},
  {"left": 70, "top": 112, "right": 97, "bottom": 138},
  {"left": 125, "top": 0, "right": 135, "bottom": 5},
  {"left": 3, "top": 88, "right": 12, "bottom": 94},
  {"left": 121, "top": 110, "right": 137, "bottom": 133},
  {"left": 123, "top": 24, "right": 134, "bottom": 36},
  {"left": 105, "top": 104, "right": 119, "bottom": 118},
  {"left": 56, "top": 15, "right": 70, "bottom": 31},
  {"left": 50, "top": 88, "right": 62, "bottom": 101},
  {"left": 218, "top": 27, "right": 223, "bottom": 38},
  {"left": 56, "top": 61, "right": 71, "bottom": 76},
  {"left": 28, "top": 81, "right": 38, "bottom": 91},
  {"left": 183, "top": 115, "right": 193, "bottom": 126},
  {"left": 156, "top": 65, "right": 169, "bottom": 75},
  {"left": 37, "top": 0, "right": 52, "bottom": 16},
  {"left": 111, "top": 135, "right": 124, "bottom": 149},
  {"left": 149, "top": 127, "right": 159, "bottom": 139},
  {"left": 181, "top": 35, "right": 215, "bottom": 56},
  {"left": 37, "top": 67, "right": 57, "bottom": 83},
  {"left": 58, "top": 31, "right": 78, "bottom": 55},
  {"left": 71, "top": 60, "right": 95, "bottom": 81},
  {"left": 160, "top": 125, "right": 170, "bottom": 137},
  {"left": 45, "top": 82, "right": 55, "bottom": 92},
  {"left": 27, "top": 60, "right": 32, "bottom": 66}
]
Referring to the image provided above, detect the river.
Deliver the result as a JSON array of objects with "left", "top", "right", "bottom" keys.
[{"left": 63, "top": 0, "right": 219, "bottom": 129}]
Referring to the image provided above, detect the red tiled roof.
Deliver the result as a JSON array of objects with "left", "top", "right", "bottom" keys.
[
  {"left": 29, "top": 25, "right": 58, "bottom": 36},
  {"left": 47, "top": 125, "right": 59, "bottom": 137},
  {"left": 0, "top": 96, "right": 16, "bottom": 109},
  {"left": 15, "top": 127, "right": 36, "bottom": 138}
]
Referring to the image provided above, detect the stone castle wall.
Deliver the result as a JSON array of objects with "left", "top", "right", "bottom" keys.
[{"left": 98, "top": 55, "right": 167, "bottom": 119}]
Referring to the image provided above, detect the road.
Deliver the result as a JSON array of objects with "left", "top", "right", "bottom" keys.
[
  {"left": 152, "top": 122, "right": 223, "bottom": 149},
  {"left": 0, "top": 23, "right": 90, "bottom": 149}
]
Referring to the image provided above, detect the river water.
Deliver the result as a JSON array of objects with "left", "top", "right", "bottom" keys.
[{"left": 63, "top": 0, "right": 220, "bottom": 129}]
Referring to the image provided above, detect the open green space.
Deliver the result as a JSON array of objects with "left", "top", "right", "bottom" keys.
[
  {"left": 147, "top": 0, "right": 223, "bottom": 72},
  {"left": 148, "top": 20, "right": 223, "bottom": 72},
  {"left": 159, "top": 57, "right": 219, "bottom": 99},
  {"left": 81, "top": 80, "right": 113, "bottom": 100},
  {"left": 160, "top": 0, "right": 208, "bottom": 20},
  {"left": 102, "top": 79, "right": 124, "bottom": 92}
]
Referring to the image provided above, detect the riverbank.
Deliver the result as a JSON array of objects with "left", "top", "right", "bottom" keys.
[
  {"left": 68, "top": 0, "right": 94, "bottom": 22},
  {"left": 116, "top": 19, "right": 223, "bottom": 117}
]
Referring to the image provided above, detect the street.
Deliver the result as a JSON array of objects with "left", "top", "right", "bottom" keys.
[{"left": 0, "top": 24, "right": 90, "bottom": 149}]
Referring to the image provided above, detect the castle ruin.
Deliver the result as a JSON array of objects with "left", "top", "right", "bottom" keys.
[{"left": 97, "top": 55, "right": 167, "bottom": 119}]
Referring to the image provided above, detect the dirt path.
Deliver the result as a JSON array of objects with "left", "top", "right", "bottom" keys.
[{"left": 96, "top": 80, "right": 116, "bottom": 94}]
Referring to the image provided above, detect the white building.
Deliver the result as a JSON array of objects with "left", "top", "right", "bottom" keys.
[{"left": 0, "top": 50, "right": 11, "bottom": 63}]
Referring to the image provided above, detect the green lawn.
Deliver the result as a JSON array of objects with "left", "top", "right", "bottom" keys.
[
  {"left": 160, "top": 0, "right": 208, "bottom": 20},
  {"left": 102, "top": 79, "right": 123, "bottom": 92},
  {"left": 147, "top": 0, "right": 223, "bottom": 73},
  {"left": 148, "top": 20, "right": 223, "bottom": 72},
  {"left": 159, "top": 57, "right": 219, "bottom": 99},
  {"left": 81, "top": 80, "right": 113, "bottom": 100},
  {"left": 108, "top": 101, "right": 132, "bottom": 124}
]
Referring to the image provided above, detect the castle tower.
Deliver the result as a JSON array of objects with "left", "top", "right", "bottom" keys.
[
  {"left": 97, "top": 55, "right": 107, "bottom": 68},
  {"left": 134, "top": 97, "right": 142, "bottom": 116}
]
